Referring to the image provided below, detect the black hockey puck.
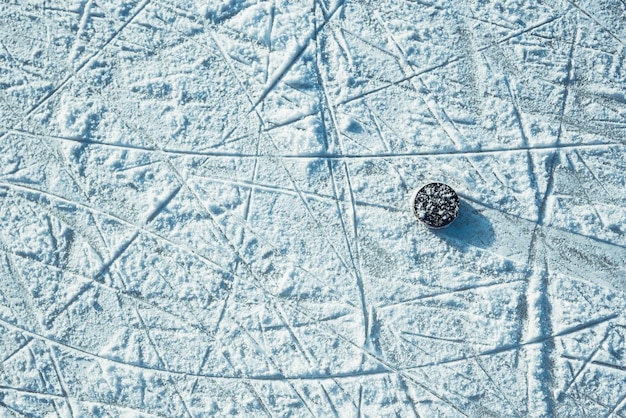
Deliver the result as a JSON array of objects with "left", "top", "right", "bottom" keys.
[{"left": 412, "top": 183, "right": 460, "bottom": 229}]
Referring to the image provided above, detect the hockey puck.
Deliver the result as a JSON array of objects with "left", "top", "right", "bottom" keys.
[{"left": 412, "top": 183, "right": 460, "bottom": 229}]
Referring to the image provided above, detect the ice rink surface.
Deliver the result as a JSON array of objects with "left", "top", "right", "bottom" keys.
[{"left": 1, "top": 0, "right": 626, "bottom": 416}]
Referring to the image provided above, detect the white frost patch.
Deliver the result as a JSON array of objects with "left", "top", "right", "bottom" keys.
[
  {"left": 198, "top": 0, "right": 255, "bottom": 22},
  {"left": 56, "top": 93, "right": 102, "bottom": 138}
]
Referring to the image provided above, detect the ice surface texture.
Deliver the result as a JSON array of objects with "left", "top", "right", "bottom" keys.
[{"left": 1, "top": 0, "right": 626, "bottom": 417}]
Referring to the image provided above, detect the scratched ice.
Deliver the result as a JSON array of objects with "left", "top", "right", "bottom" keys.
[{"left": 1, "top": 0, "right": 626, "bottom": 416}]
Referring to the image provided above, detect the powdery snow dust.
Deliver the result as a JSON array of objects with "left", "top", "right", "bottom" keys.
[{"left": 0, "top": 0, "right": 625, "bottom": 416}]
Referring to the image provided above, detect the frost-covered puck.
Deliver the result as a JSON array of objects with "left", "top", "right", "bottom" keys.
[{"left": 412, "top": 183, "right": 460, "bottom": 229}]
